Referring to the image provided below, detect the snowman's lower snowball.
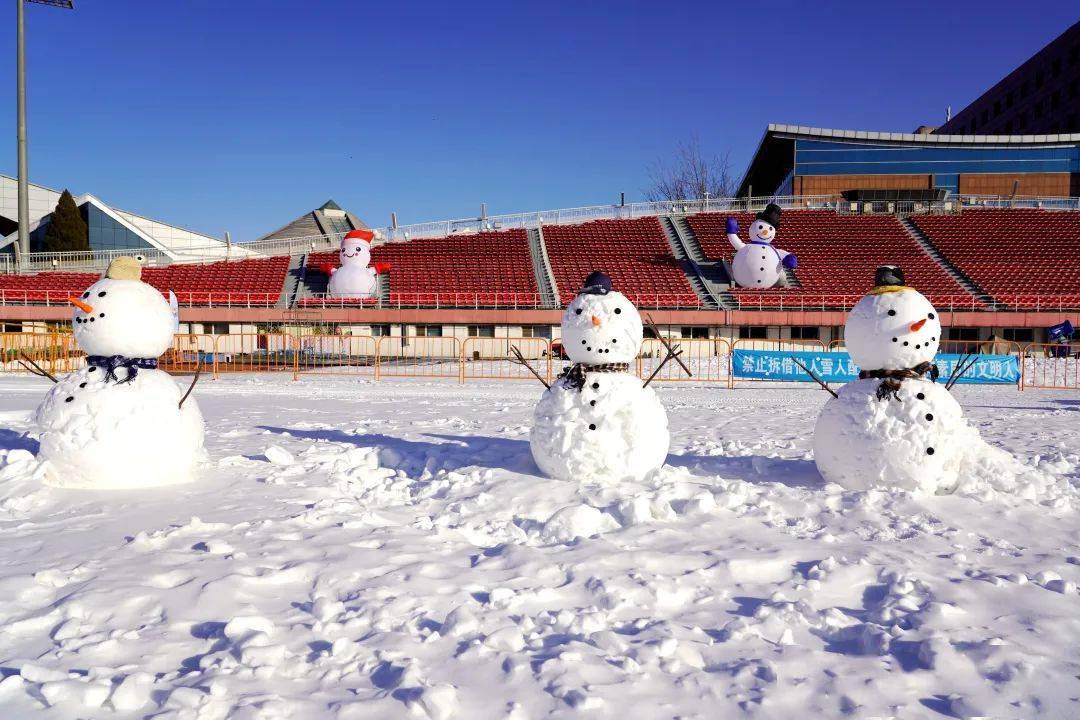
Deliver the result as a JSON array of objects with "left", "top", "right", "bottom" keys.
[
  {"left": 530, "top": 373, "right": 669, "bottom": 483},
  {"left": 813, "top": 378, "right": 976, "bottom": 494},
  {"left": 35, "top": 368, "right": 205, "bottom": 489}
]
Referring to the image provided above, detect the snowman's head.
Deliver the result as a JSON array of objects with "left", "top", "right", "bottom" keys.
[
  {"left": 339, "top": 229, "right": 374, "bottom": 268},
  {"left": 750, "top": 203, "right": 781, "bottom": 244},
  {"left": 749, "top": 219, "right": 776, "bottom": 244},
  {"left": 845, "top": 272, "right": 941, "bottom": 371},
  {"left": 70, "top": 258, "right": 175, "bottom": 358},
  {"left": 561, "top": 272, "right": 642, "bottom": 365}
]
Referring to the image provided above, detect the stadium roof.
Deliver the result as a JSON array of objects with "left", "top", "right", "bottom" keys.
[{"left": 736, "top": 124, "right": 1080, "bottom": 197}]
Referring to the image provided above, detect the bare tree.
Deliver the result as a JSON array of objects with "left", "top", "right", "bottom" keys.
[{"left": 644, "top": 137, "right": 735, "bottom": 202}]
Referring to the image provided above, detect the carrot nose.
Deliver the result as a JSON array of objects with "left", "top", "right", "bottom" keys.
[
  {"left": 591, "top": 315, "right": 601, "bottom": 327},
  {"left": 910, "top": 318, "right": 927, "bottom": 332},
  {"left": 69, "top": 297, "right": 94, "bottom": 313}
]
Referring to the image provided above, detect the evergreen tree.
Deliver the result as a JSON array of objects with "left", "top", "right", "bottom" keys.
[{"left": 43, "top": 190, "right": 89, "bottom": 252}]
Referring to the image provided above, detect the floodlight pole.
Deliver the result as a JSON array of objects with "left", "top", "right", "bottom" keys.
[
  {"left": 15, "top": 0, "right": 74, "bottom": 266},
  {"left": 16, "top": 0, "right": 29, "bottom": 263}
]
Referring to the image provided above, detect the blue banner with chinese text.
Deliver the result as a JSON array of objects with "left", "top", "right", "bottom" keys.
[{"left": 731, "top": 350, "right": 1019, "bottom": 385}]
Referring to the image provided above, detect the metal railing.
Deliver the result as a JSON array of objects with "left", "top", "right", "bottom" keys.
[{"left": 726, "top": 293, "right": 1080, "bottom": 313}]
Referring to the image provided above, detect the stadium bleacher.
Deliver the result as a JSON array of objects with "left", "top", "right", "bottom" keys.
[
  {"left": 911, "top": 209, "right": 1080, "bottom": 309},
  {"left": 0, "top": 257, "right": 288, "bottom": 306},
  {"left": 306, "top": 229, "right": 540, "bottom": 307},
  {"left": 687, "top": 211, "right": 970, "bottom": 306},
  {"left": 1, "top": 208, "right": 1079, "bottom": 312},
  {"left": 542, "top": 217, "right": 698, "bottom": 307}
]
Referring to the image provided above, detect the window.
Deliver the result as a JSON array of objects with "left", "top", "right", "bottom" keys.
[
  {"left": 1034, "top": 100, "right": 1044, "bottom": 119},
  {"left": 680, "top": 327, "right": 708, "bottom": 339},
  {"left": 1035, "top": 70, "right": 1044, "bottom": 88},
  {"left": 467, "top": 325, "right": 495, "bottom": 338},
  {"left": 1006, "top": 91, "right": 1014, "bottom": 108},
  {"left": 738, "top": 326, "right": 767, "bottom": 340},
  {"left": 1020, "top": 81, "right": 1029, "bottom": 98},
  {"left": 416, "top": 325, "right": 442, "bottom": 337},
  {"left": 2, "top": 321, "right": 22, "bottom": 333},
  {"left": 205, "top": 322, "right": 229, "bottom": 335},
  {"left": 1003, "top": 328, "right": 1034, "bottom": 343},
  {"left": 1004, "top": 120, "right": 1013, "bottom": 134},
  {"left": 1017, "top": 112, "right": 1028, "bottom": 130},
  {"left": 790, "top": 326, "right": 820, "bottom": 340},
  {"left": 980, "top": 109, "right": 989, "bottom": 125},
  {"left": 1050, "top": 90, "right": 1061, "bottom": 110},
  {"left": 521, "top": 325, "right": 552, "bottom": 339},
  {"left": 993, "top": 100, "right": 1001, "bottom": 117},
  {"left": 1051, "top": 57, "right": 1061, "bottom": 77},
  {"left": 643, "top": 326, "right": 657, "bottom": 339},
  {"left": 371, "top": 324, "right": 391, "bottom": 337},
  {"left": 1071, "top": 43, "right": 1079, "bottom": 65},
  {"left": 947, "top": 327, "right": 980, "bottom": 341}
]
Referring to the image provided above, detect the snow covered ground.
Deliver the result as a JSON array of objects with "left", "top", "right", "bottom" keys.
[{"left": 0, "top": 374, "right": 1077, "bottom": 719}]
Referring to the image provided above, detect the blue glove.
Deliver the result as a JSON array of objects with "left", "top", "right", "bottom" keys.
[
  {"left": 782, "top": 254, "right": 798, "bottom": 270},
  {"left": 725, "top": 217, "right": 738, "bottom": 234}
]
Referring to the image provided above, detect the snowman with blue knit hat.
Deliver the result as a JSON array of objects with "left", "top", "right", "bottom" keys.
[
  {"left": 33, "top": 256, "right": 205, "bottom": 489},
  {"left": 725, "top": 203, "right": 797, "bottom": 288},
  {"left": 529, "top": 271, "right": 670, "bottom": 483}
]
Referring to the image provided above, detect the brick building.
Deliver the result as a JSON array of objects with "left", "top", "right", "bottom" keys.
[{"left": 936, "top": 21, "right": 1079, "bottom": 136}]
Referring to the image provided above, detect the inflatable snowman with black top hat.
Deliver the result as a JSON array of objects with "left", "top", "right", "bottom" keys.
[
  {"left": 725, "top": 203, "right": 797, "bottom": 288},
  {"left": 530, "top": 272, "right": 669, "bottom": 483},
  {"left": 812, "top": 265, "right": 980, "bottom": 493},
  {"left": 33, "top": 257, "right": 205, "bottom": 489},
  {"left": 327, "top": 228, "right": 391, "bottom": 299}
]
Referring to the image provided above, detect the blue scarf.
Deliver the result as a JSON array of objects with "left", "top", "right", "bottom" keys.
[{"left": 87, "top": 355, "right": 158, "bottom": 384}]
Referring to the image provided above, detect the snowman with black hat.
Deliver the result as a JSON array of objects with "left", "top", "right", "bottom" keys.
[
  {"left": 725, "top": 202, "right": 797, "bottom": 288},
  {"left": 529, "top": 271, "right": 670, "bottom": 483},
  {"left": 812, "top": 265, "right": 978, "bottom": 493}
]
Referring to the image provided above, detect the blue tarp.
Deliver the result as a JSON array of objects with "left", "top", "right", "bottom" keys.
[{"left": 732, "top": 349, "right": 1019, "bottom": 385}]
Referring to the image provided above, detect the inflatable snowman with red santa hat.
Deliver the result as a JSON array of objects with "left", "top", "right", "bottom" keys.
[{"left": 326, "top": 229, "right": 390, "bottom": 299}]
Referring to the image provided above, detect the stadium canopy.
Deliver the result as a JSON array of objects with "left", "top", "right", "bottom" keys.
[{"left": 736, "top": 124, "right": 1080, "bottom": 198}]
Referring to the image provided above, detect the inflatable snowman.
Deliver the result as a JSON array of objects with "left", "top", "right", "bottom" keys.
[
  {"left": 530, "top": 272, "right": 669, "bottom": 483},
  {"left": 327, "top": 229, "right": 390, "bottom": 299},
  {"left": 34, "top": 257, "right": 205, "bottom": 489},
  {"left": 725, "top": 203, "right": 796, "bottom": 288},
  {"left": 812, "top": 266, "right": 982, "bottom": 493}
]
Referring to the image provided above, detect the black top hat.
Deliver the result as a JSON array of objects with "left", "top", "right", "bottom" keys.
[
  {"left": 755, "top": 203, "right": 782, "bottom": 229},
  {"left": 579, "top": 271, "right": 612, "bottom": 295},
  {"left": 874, "top": 265, "right": 906, "bottom": 287}
]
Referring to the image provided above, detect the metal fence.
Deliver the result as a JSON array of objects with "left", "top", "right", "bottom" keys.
[{"left": 2, "top": 332, "right": 1076, "bottom": 391}]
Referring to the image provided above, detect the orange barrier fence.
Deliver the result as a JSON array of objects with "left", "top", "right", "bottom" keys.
[
  {"left": 1022, "top": 343, "right": 1080, "bottom": 390},
  {"left": 375, "top": 336, "right": 462, "bottom": 381},
  {"left": 0, "top": 332, "right": 81, "bottom": 376},
  {"left": 639, "top": 338, "right": 730, "bottom": 384},
  {"left": 461, "top": 337, "right": 552, "bottom": 383},
  {"left": 2, "top": 333, "right": 1077, "bottom": 392}
]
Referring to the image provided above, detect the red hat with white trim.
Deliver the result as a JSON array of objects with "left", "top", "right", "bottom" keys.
[{"left": 344, "top": 229, "right": 375, "bottom": 243}]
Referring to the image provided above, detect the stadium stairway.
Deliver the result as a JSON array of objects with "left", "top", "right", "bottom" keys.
[
  {"left": 666, "top": 215, "right": 740, "bottom": 309},
  {"left": 528, "top": 227, "right": 560, "bottom": 307},
  {"left": 899, "top": 217, "right": 992, "bottom": 304},
  {"left": 281, "top": 254, "right": 306, "bottom": 307},
  {"left": 658, "top": 216, "right": 721, "bottom": 309},
  {"left": 292, "top": 253, "right": 327, "bottom": 304}
]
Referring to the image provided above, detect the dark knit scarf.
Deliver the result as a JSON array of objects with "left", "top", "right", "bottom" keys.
[
  {"left": 87, "top": 355, "right": 158, "bottom": 385},
  {"left": 558, "top": 362, "right": 631, "bottom": 391},
  {"left": 859, "top": 361, "right": 940, "bottom": 401}
]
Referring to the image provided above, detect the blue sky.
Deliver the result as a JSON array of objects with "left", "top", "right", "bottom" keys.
[{"left": 1, "top": 1, "right": 1076, "bottom": 239}]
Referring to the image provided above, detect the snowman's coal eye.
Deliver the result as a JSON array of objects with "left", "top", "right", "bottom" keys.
[
  {"left": 614, "top": 308, "right": 621, "bottom": 314},
  {"left": 98, "top": 291, "right": 107, "bottom": 298},
  {"left": 81, "top": 292, "right": 89, "bottom": 299},
  {"left": 887, "top": 309, "right": 896, "bottom": 316},
  {"left": 575, "top": 308, "right": 582, "bottom": 315},
  {"left": 928, "top": 312, "right": 935, "bottom": 319}
]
